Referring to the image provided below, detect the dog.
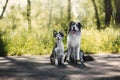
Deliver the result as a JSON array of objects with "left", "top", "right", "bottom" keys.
[
  {"left": 50, "top": 30, "right": 65, "bottom": 66},
  {"left": 66, "top": 21, "right": 83, "bottom": 63}
]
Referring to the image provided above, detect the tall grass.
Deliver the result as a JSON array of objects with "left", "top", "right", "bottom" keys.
[
  {"left": 2, "top": 28, "right": 54, "bottom": 56},
  {"left": 81, "top": 27, "right": 120, "bottom": 54},
  {"left": 0, "top": 9, "right": 120, "bottom": 55},
  {"left": 1, "top": 25, "right": 120, "bottom": 56}
]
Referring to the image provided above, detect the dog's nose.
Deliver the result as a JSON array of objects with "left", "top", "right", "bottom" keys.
[
  {"left": 57, "top": 37, "right": 60, "bottom": 40},
  {"left": 73, "top": 27, "right": 75, "bottom": 30}
]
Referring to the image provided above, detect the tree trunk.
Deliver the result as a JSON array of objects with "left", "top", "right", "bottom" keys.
[
  {"left": 0, "top": 0, "right": 8, "bottom": 20},
  {"left": 92, "top": 0, "right": 101, "bottom": 29},
  {"left": 48, "top": 0, "right": 53, "bottom": 27},
  {"left": 0, "top": 36, "right": 7, "bottom": 56},
  {"left": 104, "top": 0, "right": 112, "bottom": 27},
  {"left": 60, "top": 1, "right": 63, "bottom": 19},
  {"left": 114, "top": 0, "right": 120, "bottom": 26},
  {"left": 68, "top": 0, "right": 71, "bottom": 22},
  {"left": 27, "top": 0, "right": 31, "bottom": 31}
]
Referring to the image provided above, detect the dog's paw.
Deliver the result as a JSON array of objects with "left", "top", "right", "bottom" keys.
[
  {"left": 55, "top": 59, "right": 58, "bottom": 66},
  {"left": 66, "top": 57, "right": 70, "bottom": 62},
  {"left": 61, "top": 63, "right": 65, "bottom": 66},
  {"left": 77, "top": 59, "right": 80, "bottom": 62},
  {"left": 80, "top": 58, "right": 84, "bottom": 63},
  {"left": 61, "top": 60, "right": 65, "bottom": 65},
  {"left": 66, "top": 59, "right": 70, "bottom": 63},
  {"left": 55, "top": 63, "right": 58, "bottom": 66}
]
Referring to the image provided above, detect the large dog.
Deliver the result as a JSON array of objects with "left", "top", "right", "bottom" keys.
[
  {"left": 66, "top": 21, "right": 83, "bottom": 63},
  {"left": 50, "top": 30, "right": 65, "bottom": 66}
]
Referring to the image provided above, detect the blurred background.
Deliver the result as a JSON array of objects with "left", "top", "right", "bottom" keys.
[{"left": 0, "top": 0, "right": 120, "bottom": 56}]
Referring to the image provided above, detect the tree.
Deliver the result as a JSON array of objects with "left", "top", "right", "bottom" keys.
[
  {"left": 104, "top": 0, "right": 112, "bottom": 27},
  {"left": 60, "top": 0, "right": 63, "bottom": 19},
  {"left": 68, "top": 0, "right": 71, "bottom": 22},
  {"left": 114, "top": 0, "right": 120, "bottom": 26},
  {"left": 0, "top": 0, "right": 8, "bottom": 20},
  {"left": 92, "top": 0, "right": 101, "bottom": 29},
  {"left": 0, "top": 35, "right": 7, "bottom": 56},
  {"left": 48, "top": 0, "right": 53, "bottom": 27},
  {"left": 27, "top": 0, "right": 31, "bottom": 31}
]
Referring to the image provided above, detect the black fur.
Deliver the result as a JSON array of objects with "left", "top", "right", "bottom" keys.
[
  {"left": 69, "top": 21, "right": 75, "bottom": 27},
  {"left": 50, "top": 43, "right": 57, "bottom": 64},
  {"left": 68, "top": 21, "right": 82, "bottom": 33},
  {"left": 77, "top": 22, "right": 82, "bottom": 31},
  {"left": 68, "top": 21, "right": 75, "bottom": 33},
  {"left": 59, "top": 31, "right": 64, "bottom": 37},
  {"left": 53, "top": 30, "right": 57, "bottom": 37},
  {"left": 83, "top": 55, "right": 94, "bottom": 62}
]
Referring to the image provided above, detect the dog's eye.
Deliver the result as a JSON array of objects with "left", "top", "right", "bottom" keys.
[{"left": 59, "top": 32, "right": 64, "bottom": 37}]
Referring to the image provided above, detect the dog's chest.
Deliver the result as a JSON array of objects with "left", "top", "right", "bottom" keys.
[
  {"left": 55, "top": 41, "right": 64, "bottom": 55},
  {"left": 67, "top": 33, "right": 80, "bottom": 47}
]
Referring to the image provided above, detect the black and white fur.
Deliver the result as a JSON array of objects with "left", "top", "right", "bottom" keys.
[
  {"left": 66, "top": 21, "right": 83, "bottom": 63},
  {"left": 50, "top": 30, "right": 65, "bottom": 66}
]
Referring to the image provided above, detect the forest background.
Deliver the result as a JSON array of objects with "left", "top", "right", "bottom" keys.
[{"left": 0, "top": 0, "right": 120, "bottom": 56}]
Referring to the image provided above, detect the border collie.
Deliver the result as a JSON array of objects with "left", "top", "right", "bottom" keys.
[
  {"left": 66, "top": 21, "right": 83, "bottom": 63},
  {"left": 50, "top": 30, "right": 65, "bottom": 66}
]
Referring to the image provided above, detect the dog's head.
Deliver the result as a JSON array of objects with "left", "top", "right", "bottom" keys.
[
  {"left": 53, "top": 30, "right": 64, "bottom": 41},
  {"left": 68, "top": 21, "right": 82, "bottom": 34}
]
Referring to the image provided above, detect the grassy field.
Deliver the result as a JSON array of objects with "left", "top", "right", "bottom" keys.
[{"left": 1, "top": 25, "right": 120, "bottom": 56}]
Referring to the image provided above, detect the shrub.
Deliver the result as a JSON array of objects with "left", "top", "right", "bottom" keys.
[{"left": 81, "top": 27, "right": 120, "bottom": 54}]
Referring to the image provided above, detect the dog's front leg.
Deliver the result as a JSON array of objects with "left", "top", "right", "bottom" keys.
[
  {"left": 67, "top": 47, "right": 71, "bottom": 62},
  {"left": 55, "top": 48, "right": 58, "bottom": 66},
  {"left": 80, "top": 51, "right": 84, "bottom": 62},
  {"left": 55, "top": 58, "right": 58, "bottom": 66},
  {"left": 76, "top": 46, "right": 80, "bottom": 61},
  {"left": 61, "top": 53, "right": 65, "bottom": 64}
]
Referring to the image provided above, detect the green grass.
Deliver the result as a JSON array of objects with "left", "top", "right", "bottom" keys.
[
  {"left": 0, "top": 16, "right": 120, "bottom": 56},
  {"left": 1, "top": 26, "right": 120, "bottom": 56},
  {"left": 1, "top": 28, "right": 53, "bottom": 56},
  {"left": 81, "top": 27, "right": 120, "bottom": 54}
]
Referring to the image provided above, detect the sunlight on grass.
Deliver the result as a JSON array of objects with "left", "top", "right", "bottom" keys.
[
  {"left": 81, "top": 27, "right": 120, "bottom": 54},
  {"left": 1, "top": 26, "right": 120, "bottom": 56},
  {"left": 0, "top": 0, "right": 120, "bottom": 56}
]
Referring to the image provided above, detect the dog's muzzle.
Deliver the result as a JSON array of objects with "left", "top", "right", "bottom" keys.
[
  {"left": 57, "top": 37, "right": 60, "bottom": 40},
  {"left": 71, "top": 30, "right": 76, "bottom": 34}
]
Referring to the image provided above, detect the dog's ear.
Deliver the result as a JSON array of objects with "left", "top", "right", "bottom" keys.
[
  {"left": 69, "top": 21, "right": 75, "bottom": 27},
  {"left": 77, "top": 22, "right": 82, "bottom": 31},
  {"left": 59, "top": 30, "right": 64, "bottom": 37},
  {"left": 68, "top": 21, "right": 74, "bottom": 33},
  {"left": 53, "top": 30, "right": 57, "bottom": 37}
]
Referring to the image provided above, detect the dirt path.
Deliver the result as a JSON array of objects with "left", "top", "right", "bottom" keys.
[{"left": 0, "top": 54, "right": 120, "bottom": 80}]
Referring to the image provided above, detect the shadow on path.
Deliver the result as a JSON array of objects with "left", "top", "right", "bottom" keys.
[{"left": 0, "top": 54, "right": 120, "bottom": 80}]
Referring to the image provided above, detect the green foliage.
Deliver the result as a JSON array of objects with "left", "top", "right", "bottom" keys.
[
  {"left": 2, "top": 29, "right": 52, "bottom": 56},
  {"left": 0, "top": 0, "right": 120, "bottom": 56},
  {"left": 81, "top": 27, "right": 120, "bottom": 53},
  {"left": 1, "top": 23, "right": 120, "bottom": 56}
]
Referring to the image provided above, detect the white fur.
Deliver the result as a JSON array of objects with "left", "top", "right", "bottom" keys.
[
  {"left": 67, "top": 31, "right": 81, "bottom": 61},
  {"left": 55, "top": 58, "right": 58, "bottom": 66},
  {"left": 55, "top": 40, "right": 65, "bottom": 65},
  {"left": 67, "top": 32, "right": 80, "bottom": 47}
]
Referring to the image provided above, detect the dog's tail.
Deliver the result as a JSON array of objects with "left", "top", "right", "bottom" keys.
[{"left": 80, "top": 50, "right": 94, "bottom": 62}]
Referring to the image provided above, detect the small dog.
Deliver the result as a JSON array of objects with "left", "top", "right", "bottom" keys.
[
  {"left": 66, "top": 21, "right": 83, "bottom": 63},
  {"left": 50, "top": 30, "right": 65, "bottom": 66}
]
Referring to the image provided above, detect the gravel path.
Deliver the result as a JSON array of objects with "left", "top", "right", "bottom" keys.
[{"left": 0, "top": 54, "right": 120, "bottom": 80}]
